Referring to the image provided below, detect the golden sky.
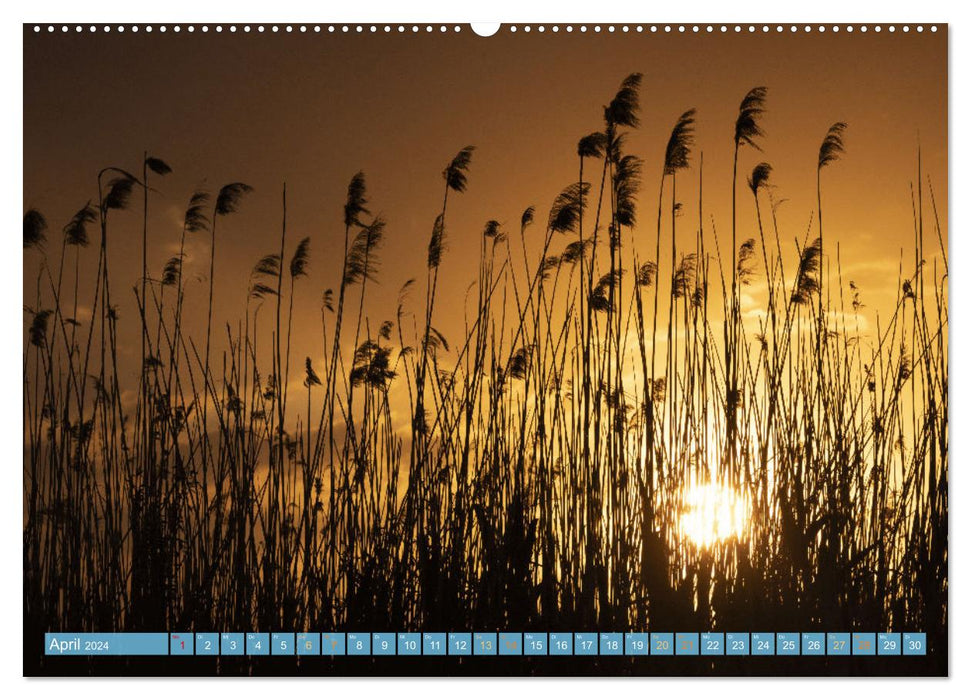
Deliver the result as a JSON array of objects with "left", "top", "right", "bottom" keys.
[{"left": 24, "top": 26, "right": 947, "bottom": 389}]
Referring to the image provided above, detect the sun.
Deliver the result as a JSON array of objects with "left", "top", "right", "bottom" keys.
[{"left": 678, "top": 481, "right": 752, "bottom": 548}]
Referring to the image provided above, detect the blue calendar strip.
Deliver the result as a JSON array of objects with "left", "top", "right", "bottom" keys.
[
  {"left": 45, "top": 633, "right": 169, "bottom": 656},
  {"left": 44, "top": 632, "right": 927, "bottom": 657}
]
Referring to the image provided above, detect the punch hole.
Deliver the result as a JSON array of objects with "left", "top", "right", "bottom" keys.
[{"left": 472, "top": 22, "right": 502, "bottom": 36}]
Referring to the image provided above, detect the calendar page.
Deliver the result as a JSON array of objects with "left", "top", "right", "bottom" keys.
[{"left": 22, "top": 21, "right": 947, "bottom": 678}]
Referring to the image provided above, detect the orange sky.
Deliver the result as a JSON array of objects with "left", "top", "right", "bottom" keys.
[{"left": 23, "top": 26, "right": 947, "bottom": 392}]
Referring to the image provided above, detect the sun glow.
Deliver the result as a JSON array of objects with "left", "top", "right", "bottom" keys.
[{"left": 678, "top": 482, "right": 752, "bottom": 548}]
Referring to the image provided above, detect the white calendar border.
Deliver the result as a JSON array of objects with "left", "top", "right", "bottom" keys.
[{"left": 2, "top": 1, "right": 962, "bottom": 697}]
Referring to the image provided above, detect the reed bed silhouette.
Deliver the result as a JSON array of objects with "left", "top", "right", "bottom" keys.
[{"left": 23, "top": 76, "right": 947, "bottom": 666}]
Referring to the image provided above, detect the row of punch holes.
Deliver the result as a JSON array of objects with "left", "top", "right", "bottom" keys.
[{"left": 32, "top": 24, "right": 939, "bottom": 36}]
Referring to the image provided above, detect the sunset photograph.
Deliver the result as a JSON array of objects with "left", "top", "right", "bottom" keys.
[{"left": 21, "top": 20, "right": 947, "bottom": 678}]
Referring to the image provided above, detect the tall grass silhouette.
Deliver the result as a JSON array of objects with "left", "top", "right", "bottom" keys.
[{"left": 23, "top": 75, "right": 947, "bottom": 670}]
